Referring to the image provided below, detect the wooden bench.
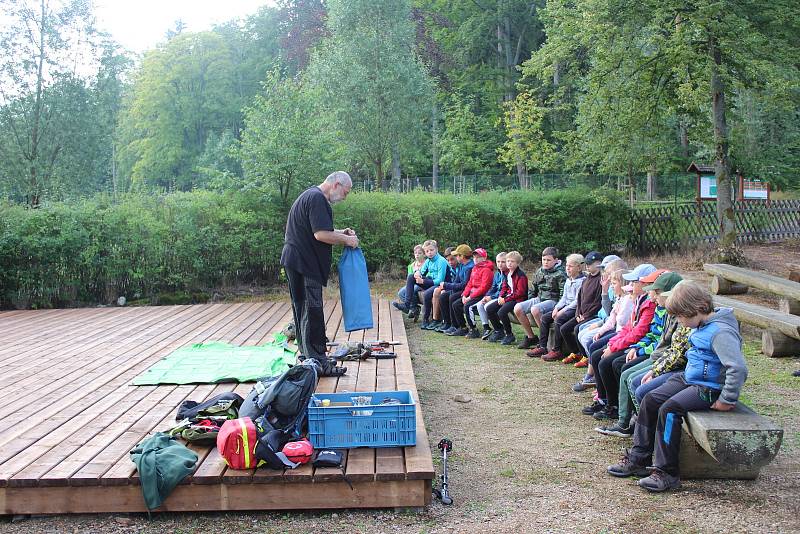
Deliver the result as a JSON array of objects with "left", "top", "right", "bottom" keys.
[
  {"left": 679, "top": 404, "right": 783, "bottom": 480},
  {"left": 704, "top": 263, "right": 800, "bottom": 316},
  {"left": 788, "top": 263, "right": 800, "bottom": 283},
  {"left": 713, "top": 295, "right": 800, "bottom": 357}
]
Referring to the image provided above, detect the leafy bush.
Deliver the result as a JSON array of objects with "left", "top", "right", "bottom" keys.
[
  {"left": 333, "top": 188, "right": 632, "bottom": 270},
  {"left": 0, "top": 188, "right": 632, "bottom": 308}
]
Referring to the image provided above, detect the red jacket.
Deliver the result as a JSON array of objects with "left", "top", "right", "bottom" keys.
[
  {"left": 499, "top": 268, "right": 528, "bottom": 304},
  {"left": 607, "top": 294, "right": 656, "bottom": 353},
  {"left": 462, "top": 260, "right": 495, "bottom": 299}
]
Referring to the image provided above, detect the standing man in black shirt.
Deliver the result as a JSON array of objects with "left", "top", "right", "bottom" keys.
[{"left": 281, "top": 171, "right": 359, "bottom": 376}]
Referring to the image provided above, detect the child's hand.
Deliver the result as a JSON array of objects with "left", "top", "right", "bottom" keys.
[
  {"left": 625, "top": 348, "right": 637, "bottom": 362},
  {"left": 641, "top": 371, "right": 654, "bottom": 384},
  {"left": 711, "top": 400, "right": 735, "bottom": 411},
  {"left": 497, "top": 297, "right": 505, "bottom": 305},
  {"left": 482, "top": 296, "right": 490, "bottom": 303},
  {"left": 461, "top": 296, "right": 468, "bottom": 305},
  {"left": 439, "top": 282, "right": 445, "bottom": 289}
]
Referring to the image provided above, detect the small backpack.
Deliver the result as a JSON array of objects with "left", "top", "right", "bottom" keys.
[
  {"left": 169, "top": 392, "right": 244, "bottom": 445},
  {"left": 282, "top": 438, "right": 313, "bottom": 464},
  {"left": 217, "top": 417, "right": 258, "bottom": 470}
]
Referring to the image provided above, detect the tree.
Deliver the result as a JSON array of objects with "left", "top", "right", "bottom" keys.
[
  {"left": 239, "top": 70, "right": 338, "bottom": 205},
  {"left": 309, "top": 0, "right": 434, "bottom": 190},
  {"left": 0, "top": 0, "right": 97, "bottom": 206},
  {"left": 117, "top": 32, "right": 238, "bottom": 191}
]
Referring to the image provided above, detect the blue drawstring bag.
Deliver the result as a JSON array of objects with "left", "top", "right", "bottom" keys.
[{"left": 338, "top": 247, "right": 374, "bottom": 332}]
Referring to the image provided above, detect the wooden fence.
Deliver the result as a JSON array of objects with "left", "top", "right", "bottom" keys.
[{"left": 629, "top": 200, "right": 800, "bottom": 254}]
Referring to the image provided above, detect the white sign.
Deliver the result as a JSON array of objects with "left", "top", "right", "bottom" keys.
[{"left": 699, "top": 175, "right": 717, "bottom": 199}]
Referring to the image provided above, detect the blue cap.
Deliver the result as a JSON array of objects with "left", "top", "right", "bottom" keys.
[
  {"left": 623, "top": 263, "right": 657, "bottom": 281},
  {"left": 585, "top": 251, "right": 603, "bottom": 265}
]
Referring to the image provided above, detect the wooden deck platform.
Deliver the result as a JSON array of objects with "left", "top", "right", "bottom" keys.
[{"left": 0, "top": 299, "right": 434, "bottom": 514}]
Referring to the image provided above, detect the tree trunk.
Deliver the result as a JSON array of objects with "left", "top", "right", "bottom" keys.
[
  {"left": 378, "top": 158, "right": 390, "bottom": 192},
  {"left": 710, "top": 36, "right": 739, "bottom": 263},
  {"left": 431, "top": 102, "right": 439, "bottom": 192},
  {"left": 28, "top": 0, "right": 47, "bottom": 208},
  {"left": 391, "top": 143, "right": 401, "bottom": 182},
  {"left": 647, "top": 162, "right": 657, "bottom": 201},
  {"left": 679, "top": 119, "right": 689, "bottom": 160},
  {"left": 553, "top": 61, "right": 560, "bottom": 86}
]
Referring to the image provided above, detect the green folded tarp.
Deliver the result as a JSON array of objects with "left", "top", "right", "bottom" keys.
[{"left": 133, "top": 338, "right": 296, "bottom": 385}]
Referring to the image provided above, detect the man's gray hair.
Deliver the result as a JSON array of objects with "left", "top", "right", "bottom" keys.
[{"left": 325, "top": 171, "right": 352, "bottom": 186}]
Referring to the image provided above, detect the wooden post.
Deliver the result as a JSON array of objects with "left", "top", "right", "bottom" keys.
[
  {"left": 788, "top": 263, "right": 800, "bottom": 283},
  {"left": 779, "top": 298, "right": 800, "bottom": 317},
  {"left": 710, "top": 275, "right": 748, "bottom": 295},
  {"left": 762, "top": 329, "right": 800, "bottom": 358}
]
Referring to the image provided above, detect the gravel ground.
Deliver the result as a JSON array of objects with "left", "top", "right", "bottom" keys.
[{"left": 3, "top": 244, "right": 799, "bottom": 534}]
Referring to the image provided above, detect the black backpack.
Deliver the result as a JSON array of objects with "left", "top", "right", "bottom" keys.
[{"left": 239, "top": 360, "right": 319, "bottom": 469}]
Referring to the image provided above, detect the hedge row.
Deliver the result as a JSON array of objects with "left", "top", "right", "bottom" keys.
[{"left": 0, "top": 188, "right": 632, "bottom": 308}]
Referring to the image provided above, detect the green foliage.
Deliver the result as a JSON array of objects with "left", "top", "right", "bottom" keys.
[
  {"left": 0, "top": 188, "right": 631, "bottom": 308},
  {"left": 309, "top": 0, "right": 434, "bottom": 185},
  {"left": 239, "top": 69, "right": 338, "bottom": 205},
  {"left": 0, "top": 192, "right": 285, "bottom": 309},
  {"left": 333, "top": 188, "right": 631, "bottom": 271}
]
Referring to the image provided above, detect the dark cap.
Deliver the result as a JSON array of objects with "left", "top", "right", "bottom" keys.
[
  {"left": 585, "top": 251, "right": 603, "bottom": 265},
  {"left": 644, "top": 271, "right": 684, "bottom": 293}
]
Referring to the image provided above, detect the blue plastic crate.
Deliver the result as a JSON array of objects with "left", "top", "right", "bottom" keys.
[{"left": 307, "top": 390, "right": 417, "bottom": 448}]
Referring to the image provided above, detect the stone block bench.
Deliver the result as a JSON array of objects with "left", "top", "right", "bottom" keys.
[{"left": 680, "top": 404, "right": 783, "bottom": 480}]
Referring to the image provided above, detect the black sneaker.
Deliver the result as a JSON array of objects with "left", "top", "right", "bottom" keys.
[
  {"left": 581, "top": 400, "right": 605, "bottom": 416},
  {"left": 500, "top": 334, "right": 516, "bottom": 345},
  {"left": 595, "top": 423, "right": 634, "bottom": 438},
  {"left": 392, "top": 301, "right": 409, "bottom": 313},
  {"left": 481, "top": 327, "right": 493, "bottom": 340},
  {"left": 516, "top": 336, "right": 537, "bottom": 349},
  {"left": 423, "top": 320, "right": 441, "bottom": 331},
  {"left": 448, "top": 327, "right": 469, "bottom": 337},
  {"left": 638, "top": 468, "right": 681, "bottom": 492},
  {"left": 593, "top": 405, "right": 619, "bottom": 421},
  {"left": 436, "top": 323, "right": 452, "bottom": 333},
  {"left": 467, "top": 328, "right": 481, "bottom": 339},
  {"left": 408, "top": 306, "right": 420, "bottom": 321},
  {"left": 443, "top": 326, "right": 459, "bottom": 335},
  {"left": 607, "top": 450, "right": 649, "bottom": 478},
  {"left": 420, "top": 321, "right": 431, "bottom": 329},
  {"left": 487, "top": 330, "right": 504, "bottom": 342}
]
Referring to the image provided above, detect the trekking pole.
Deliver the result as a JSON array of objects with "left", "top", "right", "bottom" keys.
[{"left": 433, "top": 438, "right": 453, "bottom": 505}]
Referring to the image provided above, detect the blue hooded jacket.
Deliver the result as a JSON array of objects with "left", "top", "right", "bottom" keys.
[
  {"left": 419, "top": 253, "right": 450, "bottom": 286},
  {"left": 683, "top": 307, "right": 748, "bottom": 404},
  {"left": 443, "top": 259, "right": 474, "bottom": 292}
]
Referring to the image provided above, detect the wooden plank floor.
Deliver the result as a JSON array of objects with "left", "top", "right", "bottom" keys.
[{"left": 0, "top": 299, "right": 434, "bottom": 514}]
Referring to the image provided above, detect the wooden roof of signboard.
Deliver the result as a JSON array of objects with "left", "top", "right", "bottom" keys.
[{"left": 688, "top": 162, "right": 715, "bottom": 174}]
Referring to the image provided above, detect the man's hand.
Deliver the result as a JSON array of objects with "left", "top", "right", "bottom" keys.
[
  {"left": 625, "top": 348, "right": 638, "bottom": 362},
  {"left": 641, "top": 371, "right": 654, "bottom": 384},
  {"left": 711, "top": 400, "right": 735, "bottom": 411},
  {"left": 341, "top": 228, "right": 356, "bottom": 236},
  {"left": 345, "top": 235, "right": 359, "bottom": 248}
]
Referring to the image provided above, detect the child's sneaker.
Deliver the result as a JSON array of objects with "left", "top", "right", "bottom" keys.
[
  {"left": 562, "top": 353, "right": 582, "bottom": 364},
  {"left": 467, "top": 328, "right": 481, "bottom": 339},
  {"left": 480, "top": 326, "right": 493, "bottom": 340},
  {"left": 574, "top": 356, "right": 589, "bottom": 368},
  {"left": 598, "top": 423, "right": 634, "bottom": 438},
  {"left": 487, "top": 330, "right": 504, "bottom": 343},
  {"left": 526, "top": 346, "right": 548, "bottom": 358},
  {"left": 607, "top": 450, "right": 649, "bottom": 478},
  {"left": 638, "top": 468, "right": 681, "bottom": 492},
  {"left": 500, "top": 334, "right": 516, "bottom": 345},
  {"left": 542, "top": 350, "right": 564, "bottom": 362},
  {"left": 572, "top": 374, "right": 595, "bottom": 392},
  {"left": 581, "top": 400, "right": 605, "bottom": 415},
  {"left": 392, "top": 301, "right": 409, "bottom": 313},
  {"left": 516, "top": 336, "right": 538, "bottom": 349}
]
